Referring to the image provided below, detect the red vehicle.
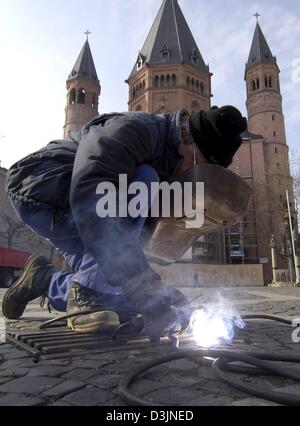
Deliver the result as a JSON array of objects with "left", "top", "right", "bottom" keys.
[{"left": 0, "top": 247, "right": 31, "bottom": 288}]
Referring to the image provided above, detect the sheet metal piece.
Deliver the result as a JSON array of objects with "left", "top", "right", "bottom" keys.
[{"left": 143, "top": 164, "right": 252, "bottom": 263}]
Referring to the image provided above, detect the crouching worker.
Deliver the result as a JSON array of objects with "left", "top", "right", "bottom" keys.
[{"left": 2, "top": 106, "right": 247, "bottom": 339}]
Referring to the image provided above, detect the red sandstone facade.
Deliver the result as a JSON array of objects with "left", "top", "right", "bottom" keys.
[{"left": 64, "top": 1, "right": 294, "bottom": 284}]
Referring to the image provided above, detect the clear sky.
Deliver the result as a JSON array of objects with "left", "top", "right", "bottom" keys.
[{"left": 0, "top": 0, "right": 299, "bottom": 168}]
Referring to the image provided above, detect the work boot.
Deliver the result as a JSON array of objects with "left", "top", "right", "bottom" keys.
[
  {"left": 2, "top": 256, "right": 55, "bottom": 320},
  {"left": 67, "top": 283, "right": 136, "bottom": 334}
]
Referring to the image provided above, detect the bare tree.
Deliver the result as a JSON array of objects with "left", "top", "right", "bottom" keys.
[
  {"left": 0, "top": 212, "right": 60, "bottom": 265},
  {"left": 0, "top": 213, "right": 30, "bottom": 249}
]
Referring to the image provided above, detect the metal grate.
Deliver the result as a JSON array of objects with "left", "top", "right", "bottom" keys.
[{"left": 6, "top": 327, "right": 193, "bottom": 362}]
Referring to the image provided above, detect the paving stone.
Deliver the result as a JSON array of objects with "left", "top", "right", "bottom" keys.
[
  {"left": 0, "top": 359, "right": 37, "bottom": 369},
  {"left": 186, "top": 395, "right": 235, "bottom": 406},
  {"left": 193, "top": 379, "right": 247, "bottom": 398},
  {"left": 0, "top": 344, "right": 19, "bottom": 353},
  {"left": 70, "top": 359, "right": 111, "bottom": 370},
  {"left": 0, "top": 376, "right": 62, "bottom": 395},
  {"left": 41, "top": 380, "right": 86, "bottom": 399},
  {"left": 1, "top": 287, "right": 300, "bottom": 407},
  {"left": 131, "top": 379, "right": 168, "bottom": 396},
  {"left": 159, "top": 373, "right": 201, "bottom": 387},
  {"left": 168, "top": 359, "right": 198, "bottom": 372},
  {"left": 231, "top": 397, "right": 280, "bottom": 406},
  {"left": 48, "top": 400, "right": 75, "bottom": 406},
  {"left": 145, "top": 387, "right": 203, "bottom": 406},
  {"left": 0, "top": 394, "right": 45, "bottom": 406},
  {"left": 102, "top": 361, "right": 140, "bottom": 375},
  {"left": 277, "top": 383, "right": 300, "bottom": 394},
  {"left": 0, "top": 350, "right": 29, "bottom": 360},
  {"left": 86, "top": 353, "right": 127, "bottom": 361},
  {"left": 0, "top": 367, "right": 31, "bottom": 377},
  {"left": 89, "top": 374, "right": 122, "bottom": 390},
  {"left": 61, "top": 368, "right": 96, "bottom": 381},
  {"left": 62, "top": 386, "right": 116, "bottom": 406},
  {"left": 27, "top": 365, "right": 70, "bottom": 377},
  {"left": 42, "top": 359, "right": 72, "bottom": 367},
  {"left": 105, "top": 397, "right": 128, "bottom": 406}
]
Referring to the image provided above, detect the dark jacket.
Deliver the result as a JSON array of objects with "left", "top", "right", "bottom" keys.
[
  {"left": 6, "top": 110, "right": 185, "bottom": 287},
  {"left": 6, "top": 110, "right": 184, "bottom": 213}
]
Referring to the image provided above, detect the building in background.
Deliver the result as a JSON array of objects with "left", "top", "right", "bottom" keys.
[
  {"left": 64, "top": 33, "right": 101, "bottom": 138},
  {"left": 61, "top": 0, "right": 294, "bottom": 284}
]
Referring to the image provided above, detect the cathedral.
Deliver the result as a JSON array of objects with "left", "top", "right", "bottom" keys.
[{"left": 63, "top": 0, "right": 294, "bottom": 284}]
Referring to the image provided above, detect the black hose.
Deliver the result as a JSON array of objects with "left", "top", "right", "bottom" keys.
[
  {"left": 241, "top": 314, "right": 293, "bottom": 326},
  {"left": 212, "top": 356, "right": 300, "bottom": 406},
  {"left": 119, "top": 315, "right": 300, "bottom": 406}
]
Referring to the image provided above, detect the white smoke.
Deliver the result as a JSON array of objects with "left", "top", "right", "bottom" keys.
[{"left": 189, "top": 297, "right": 245, "bottom": 348}]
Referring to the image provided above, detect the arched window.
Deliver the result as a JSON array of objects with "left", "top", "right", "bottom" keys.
[
  {"left": 187, "top": 77, "right": 190, "bottom": 88},
  {"left": 191, "top": 78, "right": 195, "bottom": 90},
  {"left": 265, "top": 76, "right": 268, "bottom": 88},
  {"left": 171, "top": 74, "right": 176, "bottom": 87},
  {"left": 136, "top": 84, "right": 139, "bottom": 97},
  {"left": 142, "top": 81, "right": 146, "bottom": 92},
  {"left": 92, "top": 94, "right": 97, "bottom": 108},
  {"left": 196, "top": 80, "right": 200, "bottom": 92},
  {"left": 69, "top": 88, "right": 76, "bottom": 105},
  {"left": 200, "top": 82, "right": 204, "bottom": 94},
  {"left": 139, "top": 82, "right": 142, "bottom": 94},
  {"left": 256, "top": 78, "right": 260, "bottom": 90},
  {"left": 166, "top": 75, "right": 171, "bottom": 87},
  {"left": 133, "top": 87, "right": 136, "bottom": 99},
  {"left": 252, "top": 80, "right": 256, "bottom": 91},
  {"left": 78, "top": 88, "right": 86, "bottom": 104},
  {"left": 154, "top": 76, "right": 159, "bottom": 88},
  {"left": 269, "top": 77, "right": 272, "bottom": 88},
  {"left": 160, "top": 75, "right": 165, "bottom": 87}
]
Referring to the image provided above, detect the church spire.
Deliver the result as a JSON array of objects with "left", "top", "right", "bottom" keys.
[
  {"left": 64, "top": 34, "right": 101, "bottom": 138},
  {"left": 128, "top": 0, "right": 208, "bottom": 80},
  {"left": 246, "top": 21, "right": 276, "bottom": 70},
  {"left": 68, "top": 37, "right": 99, "bottom": 83}
]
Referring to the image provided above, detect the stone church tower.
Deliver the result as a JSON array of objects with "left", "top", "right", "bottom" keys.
[
  {"left": 126, "top": 0, "right": 212, "bottom": 115},
  {"left": 126, "top": 0, "right": 226, "bottom": 267},
  {"left": 235, "top": 20, "right": 294, "bottom": 281},
  {"left": 223, "top": 20, "right": 294, "bottom": 283},
  {"left": 64, "top": 34, "right": 101, "bottom": 138},
  {"left": 126, "top": 1, "right": 294, "bottom": 283},
  {"left": 63, "top": 2, "right": 294, "bottom": 284}
]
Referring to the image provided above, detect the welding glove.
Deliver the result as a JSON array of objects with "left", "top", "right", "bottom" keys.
[{"left": 123, "top": 269, "right": 190, "bottom": 341}]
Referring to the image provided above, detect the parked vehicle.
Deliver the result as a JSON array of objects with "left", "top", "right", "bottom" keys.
[{"left": 0, "top": 247, "right": 31, "bottom": 288}]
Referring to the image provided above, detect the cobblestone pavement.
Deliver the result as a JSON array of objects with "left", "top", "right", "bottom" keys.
[{"left": 0, "top": 286, "right": 300, "bottom": 406}]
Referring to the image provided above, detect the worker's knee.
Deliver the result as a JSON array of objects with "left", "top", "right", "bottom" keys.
[{"left": 133, "top": 164, "right": 160, "bottom": 188}]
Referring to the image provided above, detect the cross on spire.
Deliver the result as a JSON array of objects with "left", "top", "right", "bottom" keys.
[
  {"left": 253, "top": 12, "right": 261, "bottom": 23},
  {"left": 84, "top": 30, "right": 91, "bottom": 40}
]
